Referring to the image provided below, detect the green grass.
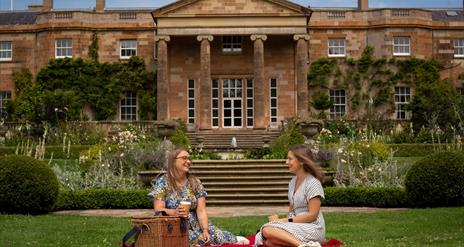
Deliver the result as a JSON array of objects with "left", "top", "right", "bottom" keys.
[{"left": 1, "top": 207, "right": 463, "bottom": 246}]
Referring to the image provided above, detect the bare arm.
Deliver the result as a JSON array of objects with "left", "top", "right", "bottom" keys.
[
  {"left": 196, "top": 197, "right": 211, "bottom": 243},
  {"left": 277, "top": 196, "right": 321, "bottom": 223},
  {"left": 154, "top": 199, "right": 178, "bottom": 216}
]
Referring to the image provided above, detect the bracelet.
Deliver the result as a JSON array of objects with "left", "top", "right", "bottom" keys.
[{"left": 201, "top": 228, "right": 208, "bottom": 232}]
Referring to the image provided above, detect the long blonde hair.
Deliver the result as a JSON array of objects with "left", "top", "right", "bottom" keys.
[
  {"left": 166, "top": 147, "right": 200, "bottom": 192},
  {"left": 289, "top": 144, "right": 324, "bottom": 182}
]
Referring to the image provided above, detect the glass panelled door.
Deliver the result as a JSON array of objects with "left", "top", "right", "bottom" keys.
[{"left": 222, "top": 79, "right": 242, "bottom": 127}]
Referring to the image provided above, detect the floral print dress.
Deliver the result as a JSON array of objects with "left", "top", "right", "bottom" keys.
[{"left": 148, "top": 175, "right": 238, "bottom": 246}]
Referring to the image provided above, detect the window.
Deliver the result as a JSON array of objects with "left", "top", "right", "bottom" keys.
[
  {"left": 246, "top": 79, "right": 254, "bottom": 128},
  {"left": 328, "top": 39, "right": 345, "bottom": 57},
  {"left": 212, "top": 80, "right": 219, "bottom": 128},
  {"left": 0, "top": 91, "right": 11, "bottom": 119},
  {"left": 394, "top": 86, "right": 411, "bottom": 120},
  {"left": 454, "top": 39, "right": 464, "bottom": 58},
  {"left": 120, "top": 40, "right": 137, "bottom": 59},
  {"left": 0, "top": 41, "right": 12, "bottom": 61},
  {"left": 270, "top": 78, "right": 278, "bottom": 126},
  {"left": 55, "top": 39, "right": 72, "bottom": 58},
  {"left": 329, "top": 89, "right": 346, "bottom": 119},
  {"left": 120, "top": 91, "right": 137, "bottom": 121},
  {"left": 222, "top": 36, "right": 242, "bottom": 53},
  {"left": 393, "top": 37, "right": 410, "bottom": 56},
  {"left": 187, "top": 80, "right": 195, "bottom": 124}
]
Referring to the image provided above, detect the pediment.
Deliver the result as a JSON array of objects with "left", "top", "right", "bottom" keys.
[{"left": 153, "top": 0, "right": 310, "bottom": 17}]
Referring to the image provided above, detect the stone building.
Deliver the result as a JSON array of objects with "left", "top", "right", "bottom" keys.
[{"left": 0, "top": 0, "right": 463, "bottom": 132}]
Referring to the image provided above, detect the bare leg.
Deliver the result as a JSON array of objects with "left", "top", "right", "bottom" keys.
[{"left": 262, "top": 226, "right": 302, "bottom": 247}]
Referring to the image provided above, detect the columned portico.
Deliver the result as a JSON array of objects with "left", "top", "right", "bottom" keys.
[
  {"left": 155, "top": 35, "right": 170, "bottom": 120},
  {"left": 294, "top": 34, "right": 310, "bottom": 118},
  {"left": 197, "top": 35, "right": 214, "bottom": 130},
  {"left": 251, "top": 34, "right": 268, "bottom": 129}
]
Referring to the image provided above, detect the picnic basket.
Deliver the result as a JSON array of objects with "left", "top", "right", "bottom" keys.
[{"left": 122, "top": 216, "right": 188, "bottom": 247}]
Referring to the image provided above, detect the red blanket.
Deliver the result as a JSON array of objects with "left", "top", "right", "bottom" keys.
[{"left": 212, "top": 234, "right": 343, "bottom": 247}]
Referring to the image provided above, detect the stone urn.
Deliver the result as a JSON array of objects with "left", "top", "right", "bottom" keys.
[
  {"left": 155, "top": 120, "right": 178, "bottom": 139},
  {"left": 299, "top": 120, "right": 322, "bottom": 139}
]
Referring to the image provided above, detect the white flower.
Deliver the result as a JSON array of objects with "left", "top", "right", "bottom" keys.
[
  {"left": 340, "top": 159, "right": 347, "bottom": 163},
  {"left": 120, "top": 153, "right": 124, "bottom": 157},
  {"left": 337, "top": 148, "right": 343, "bottom": 154},
  {"left": 54, "top": 108, "right": 58, "bottom": 112}
]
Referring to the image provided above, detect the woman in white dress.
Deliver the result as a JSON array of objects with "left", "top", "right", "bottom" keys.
[{"left": 254, "top": 144, "right": 325, "bottom": 247}]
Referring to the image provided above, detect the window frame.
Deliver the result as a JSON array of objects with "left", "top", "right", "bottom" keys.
[
  {"left": 222, "top": 36, "right": 242, "bottom": 54},
  {"left": 55, "top": 39, "right": 73, "bottom": 58},
  {"left": 120, "top": 91, "right": 137, "bottom": 121},
  {"left": 0, "top": 41, "right": 12, "bottom": 61},
  {"left": 454, "top": 39, "right": 464, "bottom": 58},
  {"left": 120, "top": 40, "right": 137, "bottom": 59},
  {"left": 269, "top": 78, "right": 278, "bottom": 127},
  {"left": 394, "top": 86, "right": 411, "bottom": 120},
  {"left": 393, "top": 37, "right": 411, "bottom": 56},
  {"left": 328, "top": 38, "right": 346, "bottom": 57},
  {"left": 0, "top": 91, "right": 11, "bottom": 119},
  {"left": 329, "top": 89, "right": 346, "bottom": 119},
  {"left": 187, "top": 79, "right": 195, "bottom": 125}
]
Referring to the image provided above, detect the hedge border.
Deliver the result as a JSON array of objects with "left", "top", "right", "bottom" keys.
[{"left": 54, "top": 186, "right": 408, "bottom": 210}]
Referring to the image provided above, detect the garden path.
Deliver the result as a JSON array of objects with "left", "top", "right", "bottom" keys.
[{"left": 52, "top": 206, "right": 407, "bottom": 218}]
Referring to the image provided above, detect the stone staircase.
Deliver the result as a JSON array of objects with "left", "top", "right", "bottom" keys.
[
  {"left": 139, "top": 160, "right": 334, "bottom": 206},
  {"left": 187, "top": 130, "right": 281, "bottom": 150}
]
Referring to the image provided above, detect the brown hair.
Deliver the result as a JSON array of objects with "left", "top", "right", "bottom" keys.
[
  {"left": 166, "top": 147, "right": 200, "bottom": 193},
  {"left": 288, "top": 144, "right": 324, "bottom": 182}
]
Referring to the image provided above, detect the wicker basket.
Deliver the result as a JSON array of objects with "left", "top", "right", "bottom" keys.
[{"left": 131, "top": 216, "right": 188, "bottom": 247}]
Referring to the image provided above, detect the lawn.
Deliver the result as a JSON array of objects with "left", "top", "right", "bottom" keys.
[{"left": 1, "top": 207, "right": 463, "bottom": 246}]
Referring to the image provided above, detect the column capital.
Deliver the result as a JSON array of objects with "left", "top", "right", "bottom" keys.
[
  {"left": 293, "top": 34, "right": 310, "bottom": 41},
  {"left": 250, "top": 34, "right": 268, "bottom": 42},
  {"left": 155, "top": 35, "right": 171, "bottom": 42},
  {"left": 196, "top": 35, "right": 214, "bottom": 42}
]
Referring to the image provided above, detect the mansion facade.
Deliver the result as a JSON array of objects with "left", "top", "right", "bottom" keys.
[{"left": 1, "top": 0, "right": 464, "bottom": 131}]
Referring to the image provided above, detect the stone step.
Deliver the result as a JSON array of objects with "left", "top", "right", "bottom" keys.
[
  {"left": 199, "top": 176, "right": 291, "bottom": 181},
  {"left": 205, "top": 199, "right": 288, "bottom": 206},
  {"left": 206, "top": 187, "right": 288, "bottom": 192},
  {"left": 206, "top": 193, "right": 288, "bottom": 198},
  {"left": 202, "top": 181, "right": 289, "bottom": 186}
]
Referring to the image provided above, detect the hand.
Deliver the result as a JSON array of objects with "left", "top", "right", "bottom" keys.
[
  {"left": 268, "top": 214, "right": 279, "bottom": 222},
  {"left": 201, "top": 230, "right": 211, "bottom": 245},
  {"left": 176, "top": 207, "right": 189, "bottom": 218}
]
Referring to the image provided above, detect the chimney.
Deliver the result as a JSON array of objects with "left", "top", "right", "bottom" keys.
[
  {"left": 28, "top": 4, "right": 44, "bottom": 12},
  {"left": 358, "top": 0, "right": 368, "bottom": 11},
  {"left": 96, "top": 0, "right": 105, "bottom": 12},
  {"left": 43, "top": 0, "right": 53, "bottom": 11}
]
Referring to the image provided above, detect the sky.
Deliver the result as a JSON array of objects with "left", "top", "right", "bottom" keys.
[{"left": 0, "top": 0, "right": 462, "bottom": 11}]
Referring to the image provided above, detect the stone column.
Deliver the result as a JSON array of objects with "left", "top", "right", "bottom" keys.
[
  {"left": 294, "top": 34, "right": 310, "bottom": 119},
  {"left": 155, "top": 35, "right": 170, "bottom": 120},
  {"left": 43, "top": 0, "right": 53, "bottom": 11},
  {"left": 96, "top": 0, "right": 105, "bottom": 12},
  {"left": 197, "top": 35, "right": 214, "bottom": 130},
  {"left": 250, "top": 34, "right": 267, "bottom": 129}
]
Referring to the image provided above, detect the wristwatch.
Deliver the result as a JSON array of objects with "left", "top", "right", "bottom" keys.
[{"left": 288, "top": 217, "right": 293, "bottom": 222}]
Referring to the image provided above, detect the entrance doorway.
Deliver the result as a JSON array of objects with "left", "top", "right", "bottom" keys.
[{"left": 222, "top": 79, "right": 242, "bottom": 128}]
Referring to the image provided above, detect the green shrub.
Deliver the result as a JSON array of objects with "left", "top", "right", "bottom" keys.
[
  {"left": 53, "top": 186, "right": 407, "bottom": 210},
  {"left": 55, "top": 189, "right": 152, "bottom": 210},
  {"left": 324, "top": 186, "right": 407, "bottom": 207},
  {"left": 0, "top": 155, "right": 59, "bottom": 214},
  {"left": 270, "top": 118, "right": 304, "bottom": 159},
  {"left": 405, "top": 152, "right": 464, "bottom": 207}
]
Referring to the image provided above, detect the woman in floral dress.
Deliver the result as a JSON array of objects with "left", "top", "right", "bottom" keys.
[{"left": 148, "top": 147, "right": 249, "bottom": 246}]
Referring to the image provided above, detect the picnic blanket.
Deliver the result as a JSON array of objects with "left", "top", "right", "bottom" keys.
[{"left": 211, "top": 234, "right": 343, "bottom": 247}]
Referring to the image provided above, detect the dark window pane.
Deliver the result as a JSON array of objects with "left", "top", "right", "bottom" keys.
[
  {"left": 213, "top": 89, "right": 218, "bottom": 98},
  {"left": 234, "top": 118, "right": 242, "bottom": 126},
  {"left": 247, "top": 109, "right": 253, "bottom": 116},
  {"left": 233, "top": 100, "right": 241, "bottom": 108},
  {"left": 234, "top": 109, "right": 241, "bottom": 116},
  {"left": 270, "top": 79, "right": 277, "bottom": 87},
  {"left": 224, "top": 109, "right": 231, "bottom": 117},
  {"left": 189, "top": 90, "right": 194, "bottom": 98},
  {"left": 213, "top": 119, "right": 219, "bottom": 126},
  {"left": 271, "top": 109, "right": 277, "bottom": 116},
  {"left": 224, "top": 118, "right": 231, "bottom": 126},
  {"left": 188, "top": 80, "right": 194, "bottom": 88},
  {"left": 247, "top": 99, "right": 253, "bottom": 107},
  {"left": 224, "top": 100, "right": 231, "bottom": 108},
  {"left": 188, "top": 100, "right": 194, "bottom": 108},
  {"left": 247, "top": 119, "right": 253, "bottom": 126}
]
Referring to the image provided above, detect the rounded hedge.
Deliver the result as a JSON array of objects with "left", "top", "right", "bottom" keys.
[
  {"left": 405, "top": 151, "right": 464, "bottom": 208},
  {"left": 0, "top": 155, "right": 59, "bottom": 214}
]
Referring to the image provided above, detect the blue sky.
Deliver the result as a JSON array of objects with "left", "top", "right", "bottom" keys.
[{"left": 0, "top": 0, "right": 461, "bottom": 11}]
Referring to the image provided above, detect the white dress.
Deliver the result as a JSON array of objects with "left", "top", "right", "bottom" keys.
[{"left": 254, "top": 175, "right": 325, "bottom": 245}]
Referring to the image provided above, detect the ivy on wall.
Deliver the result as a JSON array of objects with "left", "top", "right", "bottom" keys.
[
  {"left": 9, "top": 56, "right": 156, "bottom": 123},
  {"left": 307, "top": 46, "right": 445, "bottom": 120}
]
